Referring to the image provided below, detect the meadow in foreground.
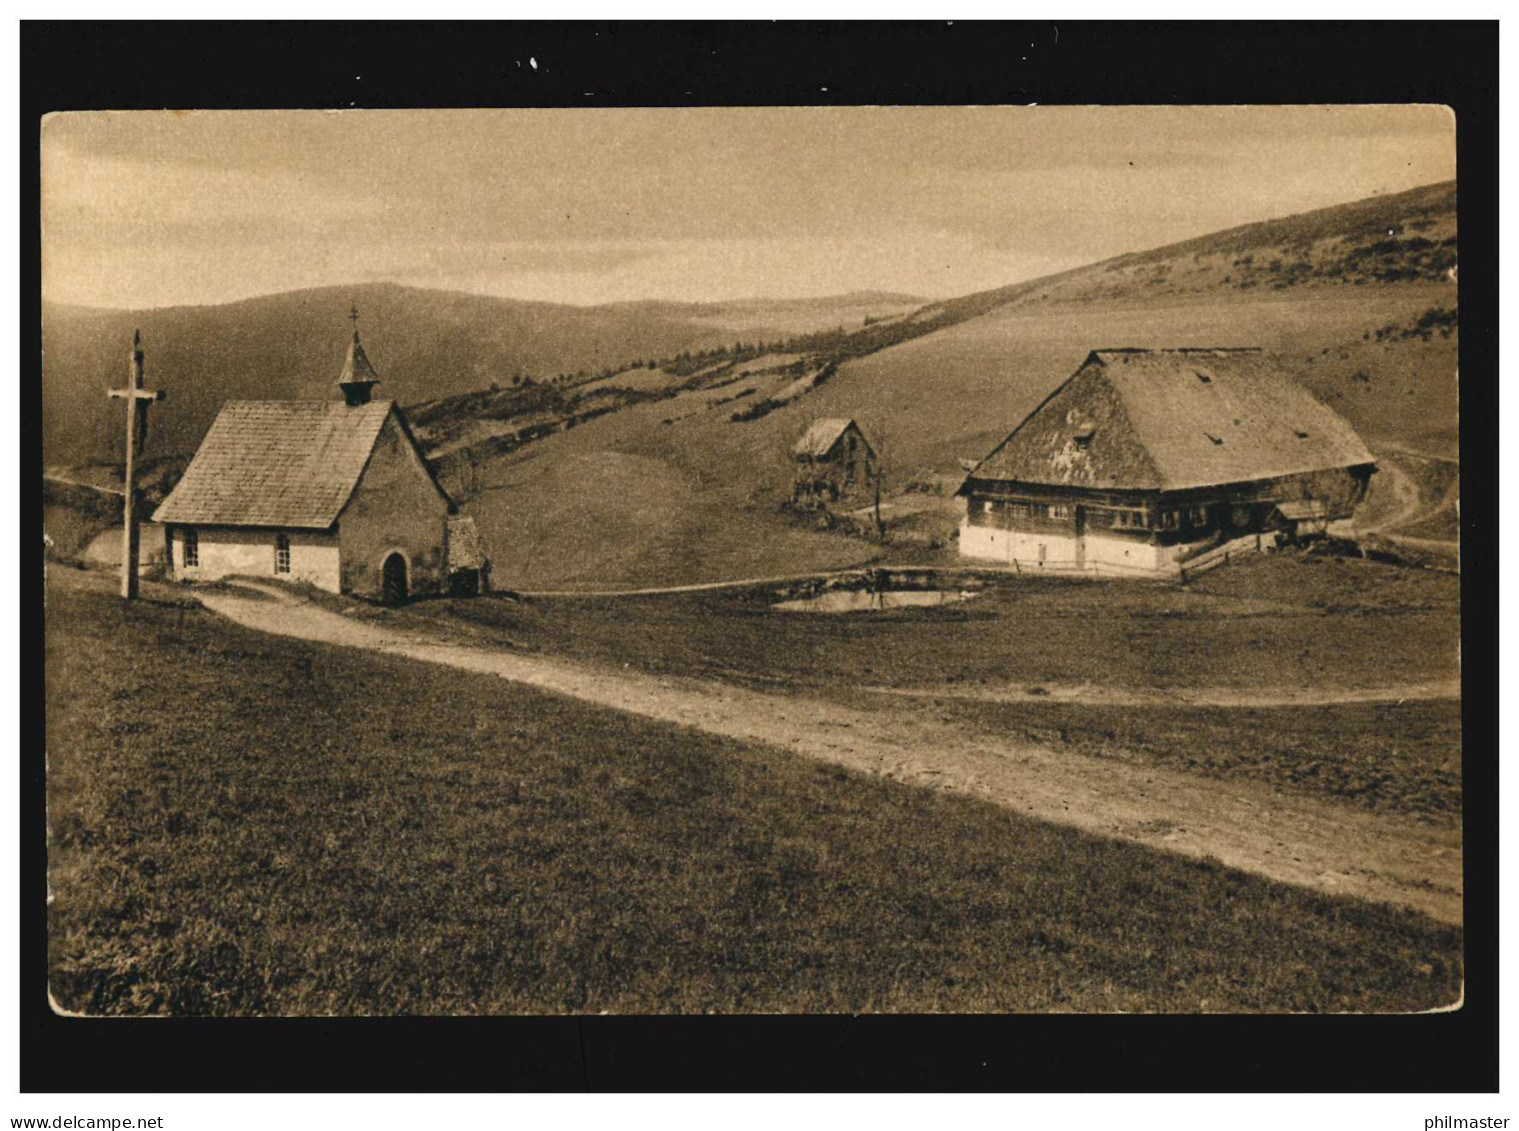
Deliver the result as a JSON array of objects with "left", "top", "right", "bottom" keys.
[{"left": 46, "top": 566, "right": 1460, "bottom": 1015}]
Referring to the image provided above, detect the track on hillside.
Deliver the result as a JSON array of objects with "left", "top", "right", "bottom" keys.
[{"left": 197, "top": 580, "right": 1462, "bottom": 926}]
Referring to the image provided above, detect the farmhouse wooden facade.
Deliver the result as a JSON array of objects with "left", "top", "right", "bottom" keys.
[
  {"left": 154, "top": 326, "right": 487, "bottom": 602},
  {"left": 956, "top": 348, "right": 1378, "bottom": 575},
  {"left": 793, "top": 418, "right": 877, "bottom": 505}
]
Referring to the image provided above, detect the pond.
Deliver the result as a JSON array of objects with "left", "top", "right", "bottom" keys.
[{"left": 772, "top": 588, "right": 983, "bottom": 613}]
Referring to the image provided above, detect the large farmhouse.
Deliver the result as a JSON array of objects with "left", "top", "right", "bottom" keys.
[
  {"left": 956, "top": 348, "right": 1377, "bottom": 575},
  {"left": 154, "top": 324, "right": 481, "bottom": 602}
]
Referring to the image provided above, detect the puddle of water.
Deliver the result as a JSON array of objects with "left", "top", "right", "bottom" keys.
[{"left": 773, "top": 588, "right": 982, "bottom": 613}]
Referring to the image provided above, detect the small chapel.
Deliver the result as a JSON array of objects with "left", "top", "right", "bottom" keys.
[{"left": 154, "top": 313, "right": 487, "bottom": 603}]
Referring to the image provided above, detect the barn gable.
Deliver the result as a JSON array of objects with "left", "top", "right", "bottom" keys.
[
  {"left": 795, "top": 418, "right": 873, "bottom": 460},
  {"left": 964, "top": 349, "right": 1377, "bottom": 493}
]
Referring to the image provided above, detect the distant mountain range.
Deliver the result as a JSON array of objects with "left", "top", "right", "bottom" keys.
[{"left": 42, "top": 283, "right": 923, "bottom": 466}]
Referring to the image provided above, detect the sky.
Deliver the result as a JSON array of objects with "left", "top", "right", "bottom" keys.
[{"left": 40, "top": 106, "right": 1455, "bottom": 311}]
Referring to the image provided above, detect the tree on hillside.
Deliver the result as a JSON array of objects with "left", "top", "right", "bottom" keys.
[{"left": 856, "top": 412, "right": 892, "bottom": 542}]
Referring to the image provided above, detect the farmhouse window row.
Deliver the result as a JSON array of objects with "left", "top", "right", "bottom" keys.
[
  {"left": 1101, "top": 505, "right": 1215, "bottom": 529},
  {"left": 971, "top": 499, "right": 1216, "bottom": 530},
  {"left": 976, "top": 500, "right": 1071, "bottom": 519}
]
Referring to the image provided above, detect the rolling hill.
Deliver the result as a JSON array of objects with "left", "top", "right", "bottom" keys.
[
  {"left": 606, "top": 291, "right": 926, "bottom": 338},
  {"left": 41, "top": 283, "right": 924, "bottom": 468}
]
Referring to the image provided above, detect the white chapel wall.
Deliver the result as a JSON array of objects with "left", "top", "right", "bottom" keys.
[{"left": 171, "top": 527, "right": 341, "bottom": 592}]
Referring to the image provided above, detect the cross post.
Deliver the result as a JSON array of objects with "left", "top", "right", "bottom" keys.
[{"left": 107, "top": 330, "right": 165, "bottom": 600}]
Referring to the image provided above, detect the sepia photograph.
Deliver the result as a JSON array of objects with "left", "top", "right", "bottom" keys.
[
  {"left": 32, "top": 29, "right": 1484, "bottom": 1092},
  {"left": 41, "top": 100, "right": 1463, "bottom": 1019}
]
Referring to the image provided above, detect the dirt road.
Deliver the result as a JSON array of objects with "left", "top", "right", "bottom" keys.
[
  {"left": 1359, "top": 450, "right": 1461, "bottom": 545},
  {"left": 1357, "top": 457, "right": 1424, "bottom": 536},
  {"left": 870, "top": 679, "right": 1461, "bottom": 709},
  {"left": 199, "top": 581, "right": 1463, "bottom": 926}
]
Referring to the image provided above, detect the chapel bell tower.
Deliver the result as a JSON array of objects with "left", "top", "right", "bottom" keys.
[{"left": 337, "top": 304, "right": 381, "bottom": 407}]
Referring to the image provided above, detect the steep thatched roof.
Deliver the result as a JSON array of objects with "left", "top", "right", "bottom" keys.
[
  {"left": 964, "top": 349, "right": 1376, "bottom": 493},
  {"left": 153, "top": 400, "right": 449, "bottom": 528}
]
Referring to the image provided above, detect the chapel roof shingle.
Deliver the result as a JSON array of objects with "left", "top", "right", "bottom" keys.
[{"left": 153, "top": 400, "right": 397, "bottom": 528}]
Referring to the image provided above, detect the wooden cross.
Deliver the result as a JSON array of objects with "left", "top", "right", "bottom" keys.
[
  {"left": 349, "top": 303, "right": 360, "bottom": 327},
  {"left": 107, "top": 330, "right": 165, "bottom": 600}
]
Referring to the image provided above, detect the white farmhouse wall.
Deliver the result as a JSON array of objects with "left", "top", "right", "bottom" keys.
[
  {"left": 958, "top": 522, "right": 1083, "bottom": 569},
  {"left": 958, "top": 522, "right": 1013, "bottom": 564},
  {"left": 959, "top": 521, "right": 1222, "bottom": 576},
  {"left": 1084, "top": 533, "right": 1160, "bottom": 574},
  {"left": 171, "top": 527, "right": 341, "bottom": 592}
]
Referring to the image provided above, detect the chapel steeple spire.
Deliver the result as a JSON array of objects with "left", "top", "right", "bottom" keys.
[{"left": 337, "top": 304, "right": 381, "bottom": 406}]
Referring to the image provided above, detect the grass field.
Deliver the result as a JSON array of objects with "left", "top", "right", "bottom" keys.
[
  {"left": 897, "top": 696, "right": 1461, "bottom": 823},
  {"left": 390, "top": 554, "right": 1461, "bottom": 821},
  {"left": 417, "top": 555, "right": 1459, "bottom": 698},
  {"left": 46, "top": 565, "right": 1460, "bottom": 1015}
]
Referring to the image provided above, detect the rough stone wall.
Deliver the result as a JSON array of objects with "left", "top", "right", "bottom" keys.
[{"left": 336, "top": 413, "right": 452, "bottom": 600}]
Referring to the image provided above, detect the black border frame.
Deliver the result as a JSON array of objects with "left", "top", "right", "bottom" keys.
[{"left": 25, "top": 20, "right": 1496, "bottom": 1094}]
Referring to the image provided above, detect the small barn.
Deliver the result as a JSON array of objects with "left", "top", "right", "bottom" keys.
[
  {"left": 956, "top": 348, "right": 1378, "bottom": 575},
  {"left": 1270, "top": 498, "right": 1331, "bottom": 540},
  {"left": 154, "top": 326, "right": 464, "bottom": 603},
  {"left": 793, "top": 418, "right": 877, "bottom": 505}
]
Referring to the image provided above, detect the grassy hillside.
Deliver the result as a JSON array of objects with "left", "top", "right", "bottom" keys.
[
  {"left": 456, "top": 286, "right": 1456, "bottom": 587},
  {"left": 46, "top": 566, "right": 1461, "bottom": 1014},
  {"left": 829, "top": 284, "right": 1458, "bottom": 474},
  {"left": 608, "top": 291, "right": 926, "bottom": 337},
  {"left": 431, "top": 182, "right": 1456, "bottom": 588}
]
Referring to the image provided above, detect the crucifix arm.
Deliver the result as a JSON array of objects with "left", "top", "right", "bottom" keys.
[{"left": 108, "top": 387, "right": 166, "bottom": 401}]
